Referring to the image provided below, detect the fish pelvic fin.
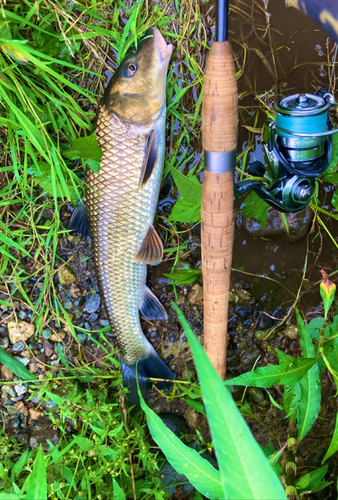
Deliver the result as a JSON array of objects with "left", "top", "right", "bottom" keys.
[
  {"left": 122, "top": 347, "right": 174, "bottom": 405},
  {"left": 135, "top": 225, "right": 163, "bottom": 265},
  {"left": 140, "top": 285, "right": 168, "bottom": 321},
  {"left": 69, "top": 201, "right": 90, "bottom": 237}
]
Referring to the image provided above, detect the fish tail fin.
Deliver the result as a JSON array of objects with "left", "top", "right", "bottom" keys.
[{"left": 121, "top": 347, "right": 174, "bottom": 405}]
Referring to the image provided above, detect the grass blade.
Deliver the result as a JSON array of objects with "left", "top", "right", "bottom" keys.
[{"left": 0, "top": 348, "right": 37, "bottom": 381}]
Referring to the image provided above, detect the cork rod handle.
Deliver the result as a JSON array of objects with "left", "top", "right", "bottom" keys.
[{"left": 201, "top": 40, "right": 238, "bottom": 380}]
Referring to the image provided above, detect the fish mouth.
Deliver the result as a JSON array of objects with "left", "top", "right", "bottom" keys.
[{"left": 148, "top": 27, "right": 173, "bottom": 67}]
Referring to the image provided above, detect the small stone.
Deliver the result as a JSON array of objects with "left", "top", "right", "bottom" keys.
[
  {"left": 235, "top": 306, "right": 253, "bottom": 320},
  {"left": 29, "top": 408, "right": 41, "bottom": 420},
  {"left": 88, "top": 313, "right": 98, "bottom": 322},
  {"left": 229, "top": 292, "right": 239, "bottom": 304},
  {"left": 84, "top": 322, "right": 91, "bottom": 331},
  {"left": 58, "top": 265, "right": 77, "bottom": 285},
  {"left": 15, "top": 401, "right": 28, "bottom": 416},
  {"left": 7, "top": 321, "right": 35, "bottom": 344},
  {"left": 257, "top": 313, "right": 273, "bottom": 330},
  {"left": 235, "top": 287, "right": 252, "bottom": 301},
  {"left": 77, "top": 333, "right": 86, "bottom": 344},
  {"left": 70, "top": 283, "right": 82, "bottom": 298},
  {"left": 42, "top": 328, "right": 52, "bottom": 339},
  {"left": 18, "top": 310, "right": 27, "bottom": 320},
  {"left": 12, "top": 342, "right": 25, "bottom": 353},
  {"left": 85, "top": 293, "right": 101, "bottom": 314},
  {"left": 255, "top": 330, "right": 268, "bottom": 340},
  {"left": 64, "top": 299, "right": 72, "bottom": 310},
  {"left": 284, "top": 324, "right": 298, "bottom": 340},
  {"left": 0, "top": 337, "right": 9, "bottom": 349},
  {"left": 248, "top": 387, "right": 265, "bottom": 403},
  {"left": 99, "top": 319, "right": 109, "bottom": 327},
  {"left": 49, "top": 332, "right": 66, "bottom": 342},
  {"left": 14, "top": 384, "right": 28, "bottom": 396},
  {"left": 15, "top": 357, "right": 30, "bottom": 366},
  {"left": 188, "top": 284, "right": 203, "bottom": 305},
  {"left": 1, "top": 365, "right": 14, "bottom": 380}
]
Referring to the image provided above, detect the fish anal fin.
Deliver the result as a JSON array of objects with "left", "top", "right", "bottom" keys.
[
  {"left": 139, "top": 129, "right": 158, "bottom": 187},
  {"left": 135, "top": 225, "right": 163, "bottom": 265},
  {"left": 140, "top": 285, "right": 168, "bottom": 321},
  {"left": 69, "top": 201, "right": 90, "bottom": 237}
]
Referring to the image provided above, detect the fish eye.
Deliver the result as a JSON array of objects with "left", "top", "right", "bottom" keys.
[{"left": 125, "top": 62, "right": 138, "bottom": 76}]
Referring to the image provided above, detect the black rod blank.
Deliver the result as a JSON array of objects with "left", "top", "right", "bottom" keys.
[{"left": 216, "top": 0, "right": 229, "bottom": 42}]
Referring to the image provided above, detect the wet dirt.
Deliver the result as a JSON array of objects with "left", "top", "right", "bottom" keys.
[{"left": 1, "top": 0, "right": 338, "bottom": 498}]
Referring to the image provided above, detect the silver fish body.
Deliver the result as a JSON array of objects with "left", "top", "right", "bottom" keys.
[
  {"left": 86, "top": 106, "right": 166, "bottom": 364},
  {"left": 71, "top": 28, "right": 174, "bottom": 400}
]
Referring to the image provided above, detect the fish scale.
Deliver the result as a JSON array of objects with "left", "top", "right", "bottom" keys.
[{"left": 84, "top": 106, "right": 166, "bottom": 364}]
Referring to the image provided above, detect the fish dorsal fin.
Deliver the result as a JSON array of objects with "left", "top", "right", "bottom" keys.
[
  {"left": 140, "top": 285, "right": 168, "bottom": 321},
  {"left": 135, "top": 225, "right": 163, "bottom": 265},
  {"left": 69, "top": 201, "right": 90, "bottom": 237},
  {"left": 139, "top": 129, "right": 158, "bottom": 187}
]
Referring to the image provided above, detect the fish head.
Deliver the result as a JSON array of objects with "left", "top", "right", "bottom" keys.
[{"left": 104, "top": 28, "right": 173, "bottom": 125}]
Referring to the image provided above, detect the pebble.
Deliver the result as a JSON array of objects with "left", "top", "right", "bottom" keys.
[
  {"left": 14, "top": 384, "right": 28, "bottom": 396},
  {"left": 0, "top": 337, "right": 9, "bottom": 348},
  {"left": 16, "top": 357, "right": 30, "bottom": 366},
  {"left": 7, "top": 320, "right": 35, "bottom": 344},
  {"left": 42, "top": 328, "right": 52, "bottom": 339},
  {"left": 18, "top": 310, "right": 27, "bottom": 320},
  {"left": 235, "top": 306, "right": 253, "bottom": 320},
  {"left": 64, "top": 299, "right": 72, "bottom": 310},
  {"left": 29, "top": 408, "right": 41, "bottom": 420},
  {"left": 188, "top": 284, "right": 203, "bottom": 305},
  {"left": 77, "top": 333, "right": 86, "bottom": 344},
  {"left": 1, "top": 365, "right": 14, "bottom": 380},
  {"left": 84, "top": 322, "right": 91, "bottom": 331},
  {"left": 284, "top": 324, "right": 298, "bottom": 340},
  {"left": 6, "top": 404, "right": 21, "bottom": 415},
  {"left": 99, "top": 319, "right": 109, "bottom": 327},
  {"left": 70, "top": 283, "right": 82, "bottom": 298},
  {"left": 50, "top": 332, "right": 66, "bottom": 342},
  {"left": 58, "top": 265, "right": 77, "bottom": 285},
  {"left": 85, "top": 293, "right": 101, "bottom": 314},
  {"left": 12, "top": 342, "right": 25, "bottom": 353},
  {"left": 257, "top": 313, "right": 273, "bottom": 330},
  {"left": 248, "top": 387, "right": 265, "bottom": 403},
  {"left": 88, "top": 313, "right": 98, "bottom": 322}
]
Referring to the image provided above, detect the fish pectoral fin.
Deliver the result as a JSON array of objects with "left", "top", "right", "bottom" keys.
[
  {"left": 139, "top": 129, "right": 158, "bottom": 187},
  {"left": 135, "top": 225, "right": 163, "bottom": 265},
  {"left": 69, "top": 201, "right": 90, "bottom": 237},
  {"left": 140, "top": 285, "right": 168, "bottom": 321}
]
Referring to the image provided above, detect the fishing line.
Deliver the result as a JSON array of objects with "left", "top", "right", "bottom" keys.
[{"left": 329, "top": 43, "right": 338, "bottom": 93}]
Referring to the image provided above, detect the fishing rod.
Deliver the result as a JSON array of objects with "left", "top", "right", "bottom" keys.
[{"left": 201, "top": 0, "right": 237, "bottom": 379}]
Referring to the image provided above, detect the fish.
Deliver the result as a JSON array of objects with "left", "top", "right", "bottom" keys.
[{"left": 70, "top": 28, "right": 174, "bottom": 403}]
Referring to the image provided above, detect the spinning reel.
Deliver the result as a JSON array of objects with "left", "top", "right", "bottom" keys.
[{"left": 235, "top": 89, "right": 338, "bottom": 212}]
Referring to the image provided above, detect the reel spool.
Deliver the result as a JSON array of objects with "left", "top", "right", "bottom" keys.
[{"left": 235, "top": 88, "right": 337, "bottom": 212}]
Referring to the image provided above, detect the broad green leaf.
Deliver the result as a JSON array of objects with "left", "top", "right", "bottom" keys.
[
  {"left": 168, "top": 198, "right": 201, "bottom": 223},
  {"left": 242, "top": 191, "right": 269, "bottom": 230},
  {"left": 225, "top": 357, "right": 317, "bottom": 388},
  {"left": 0, "top": 495, "right": 21, "bottom": 499},
  {"left": 11, "top": 449, "right": 29, "bottom": 480},
  {"left": 296, "top": 311, "right": 320, "bottom": 441},
  {"left": 28, "top": 162, "right": 77, "bottom": 201},
  {"left": 173, "top": 303, "right": 286, "bottom": 500},
  {"left": 171, "top": 168, "right": 202, "bottom": 205},
  {"left": 322, "top": 413, "right": 338, "bottom": 462},
  {"left": 139, "top": 393, "right": 224, "bottom": 499},
  {"left": 296, "top": 465, "right": 329, "bottom": 493},
  {"left": 63, "top": 132, "right": 102, "bottom": 162},
  {"left": 26, "top": 446, "right": 47, "bottom": 500},
  {"left": 306, "top": 317, "right": 324, "bottom": 341},
  {"left": 0, "top": 348, "right": 37, "bottom": 381},
  {"left": 113, "top": 478, "right": 126, "bottom": 499}
]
